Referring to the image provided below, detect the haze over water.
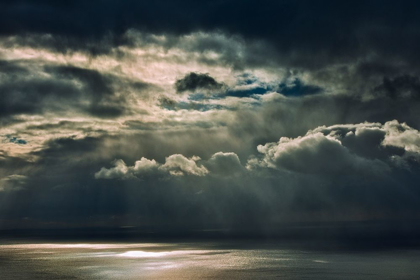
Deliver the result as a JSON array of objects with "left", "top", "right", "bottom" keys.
[{"left": 1, "top": 241, "right": 419, "bottom": 279}]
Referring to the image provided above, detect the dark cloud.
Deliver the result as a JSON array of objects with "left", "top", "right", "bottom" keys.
[
  {"left": 374, "top": 75, "right": 420, "bottom": 99},
  {"left": 2, "top": 0, "right": 420, "bottom": 239},
  {"left": 227, "top": 92, "right": 420, "bottom": 151},
  {"left": 26, "top": 120, "right": 90, "bottom": 131},
  {"left": 175, "top": 72, "right": 225, "bottom": 93},
  {"left": 226, "top": 87, "right": 268, "bottom": 98},
  {"left": 158, "top": 96, "right": 226, "bottom": 112},
  {"left": 1, "top": 1, "right": 420, "bottom": 69},
  {"left": 1, "top": 122, "right": 420, "bottom": 232},
  {"left": 0, "top": 60, "right": 30, "bottom": 75},
  {"left": 44, "top": 65, "right": 127, "bottom": 118},
  {"left": 158, "top": 96, "right": 177, "bottom": 109},
  {"left": 0, "top": 61, "right": 149, "bottom": 118},
  {"left": 278, "top": 78, "right": 323, "bottom": 97},
  {"left": 2, "top": 1, "right": 420, "bottom": 105}
]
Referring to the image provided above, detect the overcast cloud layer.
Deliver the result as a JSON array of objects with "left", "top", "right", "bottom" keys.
[{"left": 1, "top": 1, "right": 420, "bottom": 234}]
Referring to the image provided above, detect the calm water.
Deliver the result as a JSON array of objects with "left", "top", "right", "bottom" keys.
[{"left": 0, "top": 241, "right": 419, "bottom": 279}]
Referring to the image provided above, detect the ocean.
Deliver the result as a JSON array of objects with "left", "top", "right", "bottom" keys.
[{"left": 1, "top": 241, "right": 419, "bottom": 279}]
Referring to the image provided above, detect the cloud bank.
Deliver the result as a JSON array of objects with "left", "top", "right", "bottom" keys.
[{"left": 1, "top": 1, "right": 420, "bottom": 235}]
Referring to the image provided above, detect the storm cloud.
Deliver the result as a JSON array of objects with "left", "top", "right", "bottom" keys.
[
  {"left": 1, "top": 1, "right": 420, "bottom": 237},
  {"left": 175, "top": 72, "right": 225, "bottom": 93}
]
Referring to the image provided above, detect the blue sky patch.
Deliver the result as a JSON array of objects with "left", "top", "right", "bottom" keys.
[
  {"left": 226, "top": 87, "right": 268, "bottom": 98},
  {"left": 6, "top": 135, "right": 27, "bottom": 145}
]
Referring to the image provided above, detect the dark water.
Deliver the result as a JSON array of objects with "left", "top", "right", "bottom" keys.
[{"left": 0, "top": 241, "right": 419, "bottom": 279}]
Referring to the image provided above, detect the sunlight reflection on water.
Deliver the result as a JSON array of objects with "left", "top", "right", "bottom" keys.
[
  {"left": 0, "top": 243, "right": 165, "bottom": 249},
  {"left": 0, "top": 242, "right": 419, "bottom": 279},
  {"left": 118, "top": 251, "right": 171, "bottom": 258}
]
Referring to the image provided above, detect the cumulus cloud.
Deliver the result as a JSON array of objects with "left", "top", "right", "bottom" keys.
[
  {"left": 248, "top": 120, "right": 420, "bottom": 175},
  {"left": 382, "top": 120, "right": 420, "bottom": 154},
  {"left": 95, "top": 151, "right": 253, "bottom": 179},
  {"left": 94, "top": 157, "right": 164, "bottom": 179},
  {"left": 205, "top": 152, "right": 245, "bottom": 177},
  {"left": 4, "top": 119, "right": 420, "bottom": 230},
  {"left": 160, "top": 154, "right": 208, "bottom": 176},
  {"left": 94, "top": 120, "right": 420, "bottom": 181},
  {"left": 95, "top": 154, "right": 211, "bottom": 179},
  {"left": 132, "top": 157, "right": 160, "bottom": 175},
  {"left": 94, "top": 159, "right": 131, "bottom": 179},
  {"left": 251, "top": 132, "right": 387, "bottom": 175}
]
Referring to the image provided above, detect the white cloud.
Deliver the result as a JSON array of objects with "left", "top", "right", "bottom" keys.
[
  {"left": 95, "top": 120, "right": 420, "bottom": 180},
  {"left": 382, "top": 120, "right": 420, "bottom": 153},
  {"left": 160, "top": 154, "right": 208, "bottom": 176},
  {"left": 94, "top": 159, "right": 131, "bottom": 179},
  {"left": 132, "top": 157, "right": 160, "bottom": 175},
  {"left": 95, "top": 154, "right": 211, "bottom": 179},
  {"left": 252, "top": 132, "right": 386, "bottom": 175},
  {"left": 248, "top": 120, "right": 420, "bottom": 175}
]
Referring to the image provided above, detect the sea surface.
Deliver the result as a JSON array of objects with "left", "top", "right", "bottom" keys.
[{"left": 0, "top": 240, "right": 419, "bottom": 279}]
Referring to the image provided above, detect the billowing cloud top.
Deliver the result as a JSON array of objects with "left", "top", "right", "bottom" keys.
[{"left": 1, "top": 0, "right": 420, "bottom": 235}]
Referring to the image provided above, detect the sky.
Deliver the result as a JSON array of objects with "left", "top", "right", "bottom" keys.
[{"left": 1, "top": 0, "right": 420, "bottom": 236}]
